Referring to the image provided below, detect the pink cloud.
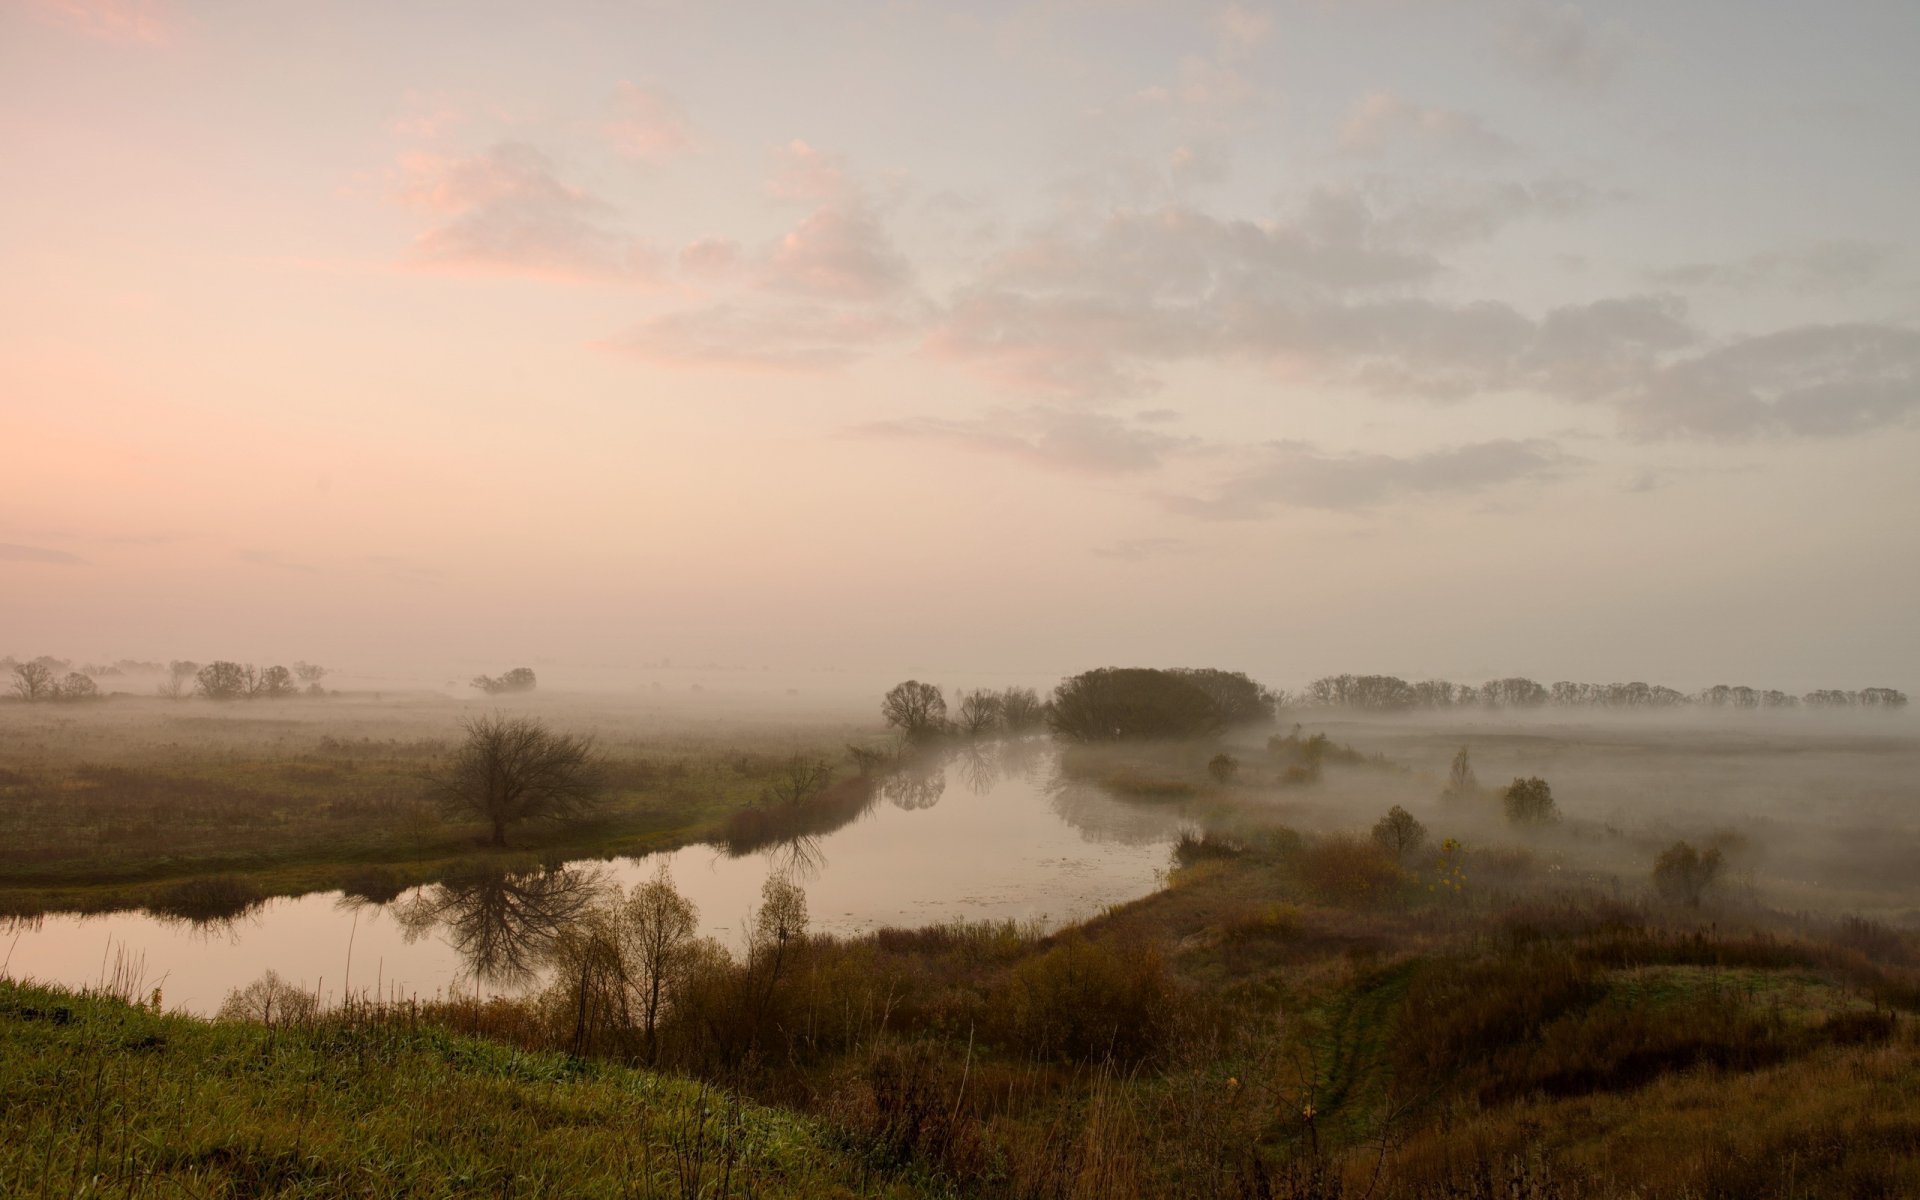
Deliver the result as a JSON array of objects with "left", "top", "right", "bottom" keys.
[
  {"left": 766, "top": 139, "right": 853, "bottom": 204},
  {"left": 26, "top": 0, "right": 167, "bottom": 44},
  {"left": 762, "top": 206, "right": 911, "bottom": 300},
  {"left": 392, "top": 143, "right": 660, "bottom": 283},
  {"left": 606, "top": 83, "right": 696, "bottom": 164}
]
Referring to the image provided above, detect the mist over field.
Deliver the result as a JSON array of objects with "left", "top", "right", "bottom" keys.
[{"left": 5, "top": 1, "right": 1919, "bottom": 1195}]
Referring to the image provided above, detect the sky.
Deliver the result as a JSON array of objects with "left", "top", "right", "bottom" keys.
[{"left": 2, "top": 0, "right": 1917, "bottom": 693}]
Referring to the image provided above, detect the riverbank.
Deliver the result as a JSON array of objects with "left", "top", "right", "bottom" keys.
[{"left": 0, "top": 692, "right": 867, "bottom": 918}]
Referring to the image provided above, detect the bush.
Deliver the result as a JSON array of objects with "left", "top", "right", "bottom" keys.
[
  {"left": 1298, "top": 837, "right": 1409, "bottom": 907},
  {"left": 1502, "top": 776, "right": 1558, "bottom": 825},
  {"left": 1371, "top": 805, "right": 1427, "bottom": 860},
  {"left": 470, "top": 667, "right": 536, "bottom": 695},
  {"left": 1652, "top": 840, "right": 1724, "bottom": 907},
  {"left": 1206, "top": 753, "right": 1239, "bottom": 784},
  {"left": 1005, "top": 934, "right": 1178, "bottom": 1063},
  {"left": 1047, "top": 668, "right": 1224, "bottom": 742}
]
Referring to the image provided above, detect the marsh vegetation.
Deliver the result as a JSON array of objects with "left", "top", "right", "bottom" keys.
[{"left": 3, "top": 668, "right": 1918, "bottom": 1196}]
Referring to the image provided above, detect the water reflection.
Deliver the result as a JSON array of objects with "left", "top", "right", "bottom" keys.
[
  {"left": 392, "top": 865, "right": 608, "bottom": 985},
  {"left": 882, "top": 754, "right": 947, "bottom": 809}
]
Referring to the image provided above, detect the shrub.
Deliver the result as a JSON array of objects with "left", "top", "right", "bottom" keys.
[
  {"left": 1047, "top": 668, "right": 1224, "bottom": 742},
  {"left": 1652, "top": 840, "right": 1724, "bottom": 907},
  {"left": 1006, "top": 934, "right": 1177, "bottom": 1063},
  {"left": 1502, "top": 776, "right": 1558, "bottom": 825},
  {"left": 1298, "top": 837, "right": 1409, "bottom": 907},
  {"left": 1206, "top": 753, "right": 1239, "bottom": 784},
  {"left": 1371, "top": 805, "right": 1427, "bottom": 860}
]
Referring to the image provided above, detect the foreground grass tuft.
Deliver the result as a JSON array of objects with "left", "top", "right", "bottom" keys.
[{"left": 0, "top": 979, "right": 924, "bottom": 1199}]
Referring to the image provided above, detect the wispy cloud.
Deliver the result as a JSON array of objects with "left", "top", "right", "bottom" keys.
[
  {"left": 1339, "top": 92, "right": 1519, "bottom": 160},
  {"left": 0, "top": 542, "right": 89, "bottom": 565},
  {"left": 24, "top": 0, "right": 168, "bottom": 44},
  {"left": 605, "top": 83, "right": 696, "bottom": 164},
  {"left": 1168, "top": 438, "right": 1580, "bottom": 517},
  {"left": 607, "top": 303, "right": 918, "bottom": 372},
  {"left": 393, "top": 143, "right": 661, "bottom": 283},
  {"left": 859, "top": 408, "right": 1195, "bottom": 475}
]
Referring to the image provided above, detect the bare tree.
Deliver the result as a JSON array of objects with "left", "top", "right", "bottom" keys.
[
  {"left": 196, "top": 661, "right": 250, "bottom": 700},
  {"left": 881, "top": 680, "right": 947, "bottom": 739},
  {"left": 956, "top": 689, "right": 1002, "bottom": 736},
  {"left": 10, "top": 661, "right": 55, "bottom": 702},
  {"left": 620, "top": 862, "right": 698, "bottom": 1064},
  {"left": 997, "top": 686, "right": 1045, "bottom": 730},
  {"left": 432, "top": 714, "right": 607, "bottom": 847},
  {"left": 157, "top": 660, "right": 197, "bottom": 700},
  {"left": 763, "top": 754, "right": 834, "bottom": 808},
  {"left": 293, "top": 661, "right": 327, "bottom": 686},
  {"left": 54, "top": 672, "right": 99, "bottom": 701}
]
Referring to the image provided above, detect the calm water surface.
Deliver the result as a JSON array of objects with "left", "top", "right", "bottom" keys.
[{"left": 2, "top": 742, "right": 1187, "bottom": 1014}]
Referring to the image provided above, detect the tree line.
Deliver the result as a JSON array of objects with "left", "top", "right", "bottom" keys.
[
  {"left": 4, "top": 656, "right": 329, "bottom": 702},
  {"left": 1293, "top": 673, "right": 1907, "bottom": 712}
]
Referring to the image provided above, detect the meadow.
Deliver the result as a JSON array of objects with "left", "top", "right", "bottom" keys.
[{"left": 4, "top": 685, "right": 1919, "bottom": 1197}]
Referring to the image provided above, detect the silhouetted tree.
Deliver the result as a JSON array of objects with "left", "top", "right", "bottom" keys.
[
  {"left": 1169, "top": 668, "right": 1277, "bottom": 725},
  {"left": 258, "top": 665, "right": 297, "bottom": 698},
  {"left": 53, "top": 672, "right": 98, "bottom": 701},
  {"left": 1502, "top": 776, "right": 1558, "bottom": 824},
  {"left": 763, "top": 754, "right": 834, "bottom": 808},
  {"left": 621, "top": 863, "right": 697, "bottom": 1065},
  {"left": 997, "top": 686, "right": 1046, "bottom": 731},
  {"left": 1652, "top": 841, "right": 1724, "bottom": 907},
  {"left": 881, "top": 680, "right": 947, "bottom": 739},
  {"left": 1371, "top": 805, "right": 1427, "bottom": 859},
  {"left": 1479, "top": 677, "right": 1549, "bottom": 708},
  {"left": 157, "top": 660, "right": 197, "bottom": 700},
  {"left": 471, "top": 667, "right": 537, "bottom": 695},
  {"left": 432, "top": 714, "right": 606, "bottom": 847},
  {"left": 1443, "top": 745, "right": 1478, "bottom": 800},
  {"left": 195, "top": 660, "right": 250, "bottom": 700},
  {"left": 956, "top": 689, "right": 1003, "bottom": 736},
  {"left": 1048, "top": 668, "right": 1222, "bottom": 741},
  {"left": 1207, "top": 753, "right": 1239, "bottom": 784},
  {"left": 293, "top": 661, "right": 327, "bottom": 686},
  {"left": 9, "top": 661, "right": 55, "bottom": 702}
]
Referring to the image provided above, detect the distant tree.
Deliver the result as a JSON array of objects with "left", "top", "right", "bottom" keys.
[
  {"left": 763, "top": 754, "right": 834, "bottom": 808},
  {"left": 1479, "top": 677, "right": 1549, "bottom": 708},
  {"left": 956, "top": 689, "right": 1003, "bottom": 736},
  {"left": 1804, "top": 689, "right": 1856, "bottom": 708},
  {"left": 196, "top": 661, "right": 250, "bottom": 700},
  {"left": 471, "top": 667, "right": 537, "bottom": 695},
  {"left": 1168, "top": 668, "right": 1277, "bottom": 725},
  {"left": 1304, "top": 674, "right": 1416, "bottom": 711},
  {"left": 1442, "top": 746, "right": 1478, "bottom": 801},
  {"left": 997, "top": 686, "right": 1045, "bottom": 731},
  {"left": 880, "top": 680, "right": 947, "bottom": 739},
  {"left": 1207, "top": 753, "right": 1239, "bottom": 784},
  {"left": 293, "top": 661, "right": 327, "bottom": 686},
  {"left": 1861, "top": 688, "right": 1909, "bottom": 710},
  {"left": 1652, "top": 840, "right": 1724, "bottom": 907},
  {"left": 157, "top": 660, "right": 197, "bottom": 701},
  {"left": 53, "top": 672, "right": 99, "bottom": 701},
  {"left": 432, "top": 714, "right": 606, "bottom": 848},
  {"left": 258, "top": 665, "right": 297, "bottom": 699},
  {"left": 1502, "top": 776, "right": 1558, "bottom": 825},
  {"left": 216, "top": 970, "right": 318, "bottom": 1027},
  {"left": 1411, "top": 679, "right": 1464, "bottom": 708},
  {"left": 9, "top": 661, "right": 55, "bottom": 702},
  {"left": 1371, "top": 805, "right": 1427, "bottom": 860},
  {"left": 1048, "top": 668, "right": 1222, "bottom": 742},
  {"left": 620, "top": 863, "right": 697, "bottom": 1065}
]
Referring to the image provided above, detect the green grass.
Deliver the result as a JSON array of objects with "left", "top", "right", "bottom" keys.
[
  {"left": 0, "top": 698, "right": 867, "bottom": 918},
  {"left": 0, "top": 979, "right": 928, "bottom": 1199}
]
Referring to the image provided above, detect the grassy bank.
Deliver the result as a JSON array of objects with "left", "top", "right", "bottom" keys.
[
  {"left": 0, "top": 694, "right": 870, "bottom": 917},
  {"left": 0, "top": 978, "right": 926, "bottom": 1199}
]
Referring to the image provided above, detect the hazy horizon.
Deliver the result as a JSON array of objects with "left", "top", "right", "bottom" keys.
[{"left": 5, "top": 0, "right": 1917, "bottom": 689}]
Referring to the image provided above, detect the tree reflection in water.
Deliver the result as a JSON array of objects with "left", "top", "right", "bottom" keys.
[{"left": 391, "top": 864, "right": 608, "bottom": 986}]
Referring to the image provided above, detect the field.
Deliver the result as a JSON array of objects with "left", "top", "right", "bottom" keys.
[{"left": 4, "top": 691, "right": 1920, "bottom": 1197}]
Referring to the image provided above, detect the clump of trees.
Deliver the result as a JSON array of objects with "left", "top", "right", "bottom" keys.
[
  {"left": 431, "top": 714, "right": 606, "bottom": 847},
  {"left": 1502, "top": 777, "right": 1558, "bottom": 825},
  {"left": 471, "top": 667, "right": 537, "bottom": 695},
  {"left": 1652, "top": 841, "right": 1725, "bottom": 907},
  {"left": 880, "top": 682, "right": 1047, "bottom": 740},
  {"left": 1048, "top": 667, "right": 1273, "bottom": 742},
  {"left": 8, "top": 660, "right": 105, "bottom": 702}
]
